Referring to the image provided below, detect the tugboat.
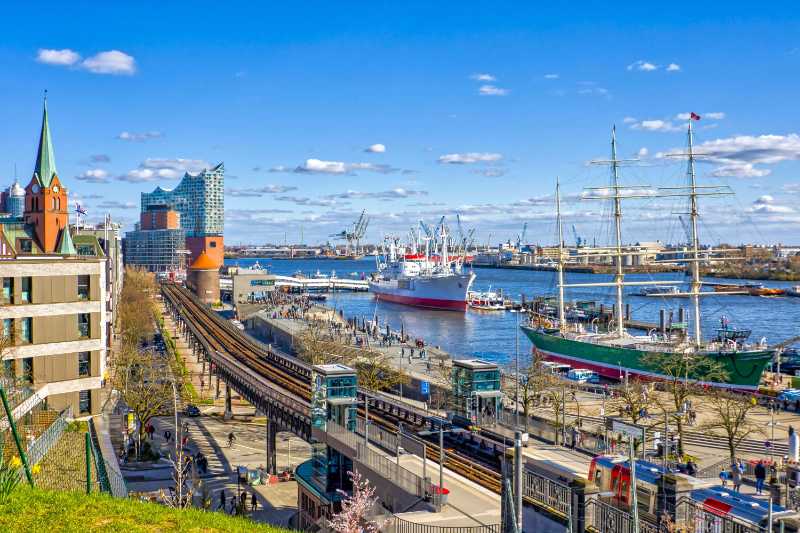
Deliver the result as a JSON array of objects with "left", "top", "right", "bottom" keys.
[{"left": 521, "top": 120, "right": 773, "bottom": 391}]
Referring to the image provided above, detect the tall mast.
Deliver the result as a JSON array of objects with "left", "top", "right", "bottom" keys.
[
  {"left": 687, "top": 121, "right": 702, "bottom": 347},
  {"left": 611, "top": 127, "right": 625, "bottom": 338},
  {"left": 556, "top": 179, "right": 566, "bottom": 331}
]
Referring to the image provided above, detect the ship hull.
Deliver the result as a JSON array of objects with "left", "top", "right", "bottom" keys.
[
  {"left": 369, "top": 272, "right": 475, "bottom": 311},
  {"left": 521, "top": 326, "right": 772, "bottom": 390}
]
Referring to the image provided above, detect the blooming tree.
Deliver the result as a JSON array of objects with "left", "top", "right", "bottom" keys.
[{"left": 330, "top": 470, "right": 381, "bottom": 533}]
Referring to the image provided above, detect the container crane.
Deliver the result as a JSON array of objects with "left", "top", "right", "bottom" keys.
[{"left": 329, "top": 210, "right": 369, "bottom": 256}]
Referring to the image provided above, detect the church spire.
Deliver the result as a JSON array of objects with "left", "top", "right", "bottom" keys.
[{"left": 33, "top": 93, "right": 57, "bottom": 188}]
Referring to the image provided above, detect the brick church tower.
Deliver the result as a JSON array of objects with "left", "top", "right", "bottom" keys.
[{"left": 24, "top": 98, "right": 69, "bottom": 253}]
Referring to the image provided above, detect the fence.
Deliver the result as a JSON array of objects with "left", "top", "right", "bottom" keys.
[
  {"left": 88, "top": 418, "right": 128, "bottom": 497},
  {"left": 674, "top": 496, "right": 761, "bottom": 533},
  {"left": 585, "top": 498, "right": 660, "bottom": 533},
  {"left": 522, "top": 468, "right": 572, "bottom": 519},
  {"left": 25, "top": 406, "right": 71, "bottom": 467},
  {"left": 389, "top": 517, "right": 501, "bottom": 533},
  {"left": 326, "top": 420, "right": 427, "bottom": 498}
]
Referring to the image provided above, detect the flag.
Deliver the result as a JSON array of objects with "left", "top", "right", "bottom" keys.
[
  {"left": 75, "top": 202, "right": 87, "bottom": 216},
  {"left": 690, "top": 112, "right": 701, "bottom": 121}
]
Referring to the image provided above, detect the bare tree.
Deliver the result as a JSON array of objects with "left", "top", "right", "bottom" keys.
[
  {"left": 110, "top": 346, "right": 177, "bottom": 460},
  {"left": 546, "top": 378, "right": 570, "bottom": 446},
  {"left": 641, "top": 351, "right": 728, "bottom": 458},
  {"left": 610, "top": 378, "right": 657, "bottom": 427},
  {"left": 503, "top": 350, "right": 550, "bottom": 426},
  {"left": 701, "top": 390, "right": 764, "bottom": 465},
  {"left": 329, "top": 470, "right": 382, "bottom": 533}
]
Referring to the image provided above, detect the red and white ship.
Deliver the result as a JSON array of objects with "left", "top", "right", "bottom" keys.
[{"left": 369, "top": 219, "right": 475, "bottom": 311}]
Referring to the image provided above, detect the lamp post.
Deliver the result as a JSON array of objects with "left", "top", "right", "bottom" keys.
[{"left": 510, "top": 307, "right": 521, "bottom": 429}]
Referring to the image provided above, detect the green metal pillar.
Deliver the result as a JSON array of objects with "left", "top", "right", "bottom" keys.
[
  {"left": 0, "top": 386, "right": 34, "bottom": 486},
  {"left": 85, "top": 432, "right": 92, "bottom": 494}
]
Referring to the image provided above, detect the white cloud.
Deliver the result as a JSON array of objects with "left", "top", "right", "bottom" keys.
[
  {"left": 117, "top": 131, "right": 162, "bottom": 142},
  {"left": 676, "top": 112, "right": 725, "bottom": 121},
  {"left": 627, "top": 60, "right": 658, "bottom": 72},
  {"left": 543, "top": 73, "right": 560, "bottom": 79},
  {"left": 268, "top": 165, "right": 291, "bottom": 173},
  {"left": 631, "top": 119, "right": 680, "bottom": 132},
  {"left": 474, "top": 168, "right": 506, "bottom": 177},
  {"left": 637, "top": 147, "right": 649, "bottom": 157},
  {"left": 117, "top": 158, "right": 210, "bottom": 182},
  {"left": 324, "top": 188, "right": 428, "bottom": 200},
  {"left": 295, "top": 159, "right": 348, "bottom": 174},
  {"left": 227, "top": 185, "right": 298, "bottom": 197},
  {"left": 36, "top": 48, "right": 81, "bottom": 66},
  {"left": 470, "top": 73, "right": 496, "bottom": 81},
  {"left": 664, "top": 133, "right": 800, "bottom": 178},
  {"left": 75, "top": 169, "right": 110, "bottom": 184},
  {"left": 438, "top": 152, "right": 503, "bottom": 164},
  {"left": 478, "top": 85, "right": 509, "bottom": 96},
  {"left": 623, "top": 116, "right": 638, "bottom": 124},
  {"left": 748, "top": 195, "right": 794, "bottom": 214},
  {"left": 364, "top": 143, "right": 386, "bottom": 153},
  {"left": 97, "top": 200, "right": 137, "bottom": 210},
  {"left": 81, "top": 50, "right": 136, "bottom": 75},
  {"left": 666, "top": 63, "right": 681, "bottom": 72}
]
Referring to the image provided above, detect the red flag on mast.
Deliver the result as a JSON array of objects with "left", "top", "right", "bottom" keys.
[{"left": 690, "top": 112, "right": 701, "bottom": 121}]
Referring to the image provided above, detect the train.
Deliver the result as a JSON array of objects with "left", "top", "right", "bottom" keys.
[{"left": 589, "top": 455, "right": 800, "bottom": 531}]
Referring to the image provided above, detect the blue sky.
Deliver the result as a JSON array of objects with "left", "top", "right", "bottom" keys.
[{"left": 1, "top": 2, "right": 800, "bottom": 245}]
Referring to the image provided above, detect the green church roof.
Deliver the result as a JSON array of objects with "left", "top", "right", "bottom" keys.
[
  {"left": 33, "top": 98, "right": 58, "bottom": 188},
  {"left": 56, "top": 226, "right": 76, "bottom": 256}
]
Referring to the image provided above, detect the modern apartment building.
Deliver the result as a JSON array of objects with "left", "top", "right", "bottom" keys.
[
  {"left": 140, "top": 163, "right": 224, "bottom": 268},
  {"left": 0, "top": 99, "right": 108, "bottom": 417}
]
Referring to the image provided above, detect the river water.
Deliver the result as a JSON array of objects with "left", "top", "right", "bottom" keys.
[{"left": 225, "top": 257, "right": 800, "bottom": 368}]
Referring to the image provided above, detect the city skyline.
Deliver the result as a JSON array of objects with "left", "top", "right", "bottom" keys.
[{"left": 1, "top": 3, "right": 800, "bottom": 244}]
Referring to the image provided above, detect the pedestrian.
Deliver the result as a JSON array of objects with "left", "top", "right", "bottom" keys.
[
  {"left": 755, "top": 460, "right": 767, "bottom": 495},
  {"left": 164, "top": 429, "right": 172, "bottom": 442},
  {"left": 731, "top": 461, "right": 743, "bottom": 493},
  {"left": 251, "top": 491, "right": 258, "bottom": 512},
  {"left": 219, "top": 489, "right": 226, "bottom": 511},
  {"left": 240, "top": 490, "right": 247, "bottom": 511},
  {"left": 719, "top": 469, "right": 728, "bottom": 487}
]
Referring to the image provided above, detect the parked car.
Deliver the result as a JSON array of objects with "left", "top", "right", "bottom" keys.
[{"left": 183, "top": 404, "right": 201, "bottom": 417}]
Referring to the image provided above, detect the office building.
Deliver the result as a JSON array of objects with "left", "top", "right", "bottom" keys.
[
  {"left": 123, "top": 205, "right": 186, "bottom": 273},
  {"left": 140, "top": 164, "right": 224, "bottom": 268},
  {"left": 0, "top": 99, "right": 108, "bottom": 417},
  {"left": 0, "top": 180, "right": 26, "bottom": 218}
]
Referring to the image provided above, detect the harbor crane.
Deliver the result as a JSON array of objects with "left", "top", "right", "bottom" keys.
[
  {"left": 329, "top": 210, "right": 369, "bottom": 255},
  {"left": 572, "top": 225, "right": 584, "bottom": 247},
  {"left": 516, "top": 222, "right": 528, "bottom": 250}
]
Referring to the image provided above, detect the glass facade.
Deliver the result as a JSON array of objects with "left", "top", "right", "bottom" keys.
[
  {"left": 123, "top": 228, "right": 186, "bottom": 272},
  {"left": 140, "top": 164, "right": 224, "bottom": 238}
]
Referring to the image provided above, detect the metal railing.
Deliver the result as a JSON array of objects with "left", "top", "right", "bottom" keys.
[
  {"left": 355, "top": 416, "right": 400, "bottom": 452},
  {"left": 25, "top": 406, "right": 71, "bottom": 467},
  {"left": 326, "top": 420, "right": 426, "bottom": 498},
  {"left": 88, "top": 418, "right": 128, "bottom": 497},
  {"left": 522, "top": 468, "right": 572, "bottom": 519},
  {"left": 674, "top": 496, "right": 760, "bottom": 533},
  {"left": 389, "top": 517, "right": 501, "bottom": 533},
  {"left": 585, "top": 499, "right": 660, "bottom": 533}
]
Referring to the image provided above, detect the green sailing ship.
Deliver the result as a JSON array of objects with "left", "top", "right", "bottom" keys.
[{"left": 521, "top": 120, "right": 774, "bottom": 390}]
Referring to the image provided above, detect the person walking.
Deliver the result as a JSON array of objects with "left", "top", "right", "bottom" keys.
[
  {"left": 228, "top": 432, "right": 236, "bottom": 448},
  {"left": 731, "top": 460, "right": 743, "bottom": 493},
  {"left": 218, "top": 489, "right": 226, "bottom": 511},
  {"left": 251, "top": 491, "right": 258, "bottom": 512},
  {"left": 755, "top": 460, "right": 767, "bottom": 495}
]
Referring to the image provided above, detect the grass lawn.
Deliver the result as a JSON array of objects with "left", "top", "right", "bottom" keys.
[{"left": 0, "top": 486, "right": 295, "bottom": 532}]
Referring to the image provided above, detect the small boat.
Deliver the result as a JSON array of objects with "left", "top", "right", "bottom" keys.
[
  {"left": 307, "top": 294, "right": 327, "bottom": 302},
  {"left": 748, "top": 286, "right": 785, "bottom": 297},
  {"left": 787, "top": 286, "right": 800, "bottom": 297},
  {"left": 638, "top": 286, "right": 680, "bottom": 297},
  {"left": 567, "top": 368, "right": 600, "bottom": 384},
  {"left": 468, "top": 289, "right": 505, "bottom": 311},
  {"left": 713, "top": 282, "right": 761, "bottom": 294}
]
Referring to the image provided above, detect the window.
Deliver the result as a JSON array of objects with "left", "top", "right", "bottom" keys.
[
  {"left": 210, "top": 241, "right": 217, "bottom": 248},
  {"left": 2, "top": 278, "right": 12, "bottom": 303},
  {"left": 79, "top": 390, "right": 91, "bottom": 414},
  {"left": 78, "top": 314, "right": 90, "bottom": 338},
  {"left": 77, "top": 245, "right": 95, "bottom": 256},
  {"left": 78, "top": 352, "right": 91, "bottom": 377},
  {"left": 3, "top": 359, "right": 14, "bottom": 379},
  {"left": 20, "top": 318, "right": 31, "bottom": 344},
  {"left": 21, "top": 357, "right": 32, "bottom": 384},
  {"left": 2, "top": 319, "right": 12, "bottom": 341},
  {"left": 78, "top": 275, "right": 90, "bottom": 300},
  {"left": 19, "top": 239, "right": 32, "bottom": 253},
  {"left": 20, "top": 277, "right": 31, "bottom": 303}
]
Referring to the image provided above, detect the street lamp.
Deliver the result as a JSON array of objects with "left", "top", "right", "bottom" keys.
[{"left": 510, "top": 305, "right": 522, "bottom": 429}]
